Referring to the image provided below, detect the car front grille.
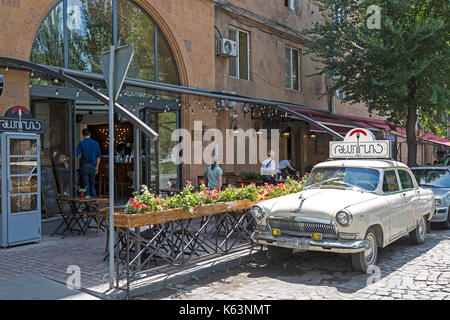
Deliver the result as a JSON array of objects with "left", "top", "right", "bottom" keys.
[{"left": 267, "top": 218, "right": 337, "bottom": 236}]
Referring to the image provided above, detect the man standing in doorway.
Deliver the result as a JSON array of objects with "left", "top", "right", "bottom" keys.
[{"left": 77, "top": 128, "right": 101, "bottom": 200}]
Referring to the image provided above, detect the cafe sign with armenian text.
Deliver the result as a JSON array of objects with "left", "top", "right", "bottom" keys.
[
  {"left": 0, "top": 106, "right": 44, "bottom": 133},
  {"left": 330, "top": 128, "right": 392, "bottom": 159}
]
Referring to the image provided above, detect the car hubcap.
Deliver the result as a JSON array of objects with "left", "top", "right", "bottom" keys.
[
  {"left": 364, "top": 233, "right": 376, "bottom": 265},
  {"left": 418, "top": 219, "right": 425, "bottom": 239}
]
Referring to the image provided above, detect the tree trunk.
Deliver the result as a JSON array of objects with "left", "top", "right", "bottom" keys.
[{"left": 406, "top": 78, "right": 418, "bottom": 167}]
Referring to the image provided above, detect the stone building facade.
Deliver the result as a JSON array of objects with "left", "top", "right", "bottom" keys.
[{"left": 0, "top": 0, "right": 447, "bottom": 195}]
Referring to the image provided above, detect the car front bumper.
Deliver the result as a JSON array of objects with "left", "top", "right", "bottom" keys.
[
  {"left": 252, "top": 231, "right": 368, "bottom": 254},
  {"left": 432, "top": 206, "right": 448, "bottom": 222}
]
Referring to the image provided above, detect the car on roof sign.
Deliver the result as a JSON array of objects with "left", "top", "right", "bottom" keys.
[
  {"left": 330, "top": 128, "right": 392, "bottom": 159},
  {"left": 251, "top": 129, "right": 435, "bottom": 273}
]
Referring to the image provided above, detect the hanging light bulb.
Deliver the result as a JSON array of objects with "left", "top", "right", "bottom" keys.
[
  {"left": 76, "top": 89, "right": 80, "bottom": 97},
  {"left": 55, "top": 88, "right": 59, "bottom": 96},
  {"left": 30, "top": 71, "right": 34, "bottom": 77},
  {"left": 233, "top": 125, "right": 239, "bottom": 136}
]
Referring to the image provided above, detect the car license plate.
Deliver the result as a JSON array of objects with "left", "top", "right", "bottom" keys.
[{"left": 278, "top": 238, "right": 310, "bottom": 250}]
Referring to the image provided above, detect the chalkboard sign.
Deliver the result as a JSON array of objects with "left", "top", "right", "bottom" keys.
[{"left": 41, "top": 165, "right": 60, "bottom": 218}]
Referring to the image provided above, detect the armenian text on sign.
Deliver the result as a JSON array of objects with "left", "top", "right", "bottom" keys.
[
  {"left": 329, "top": 128, "right": 392, "bottom": 159},
  {"left": 0, "top": 106, "right": 44, "bottom": 133},
  {"left": 330, "top": 141, "right": 391, "bottom": 159}
]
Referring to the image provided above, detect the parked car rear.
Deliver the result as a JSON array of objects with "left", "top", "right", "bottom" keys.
[{"left": 411, "top": 166, "right": 450, "bottom": 229}]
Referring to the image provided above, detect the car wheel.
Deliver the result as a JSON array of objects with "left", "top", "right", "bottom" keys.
[
  {"left": 409, "top": 216, "right": 426, "bottom": 244},
  {"left": 442, "top": 208, "right": 450, "bottom": 230},
  {"left": 351, "top": 229, "right": 378, "bottom": 273},
  {"left": 267, "top": 245, "right": 292, "bottom": 262}
]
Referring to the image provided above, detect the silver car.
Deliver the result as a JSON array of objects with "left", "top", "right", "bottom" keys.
[{"left": 411, "top": 166, "right": 450, "bottom": 229}]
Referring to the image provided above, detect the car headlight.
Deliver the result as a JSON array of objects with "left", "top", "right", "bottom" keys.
[
  {"left": 435, "top": 199, "right": 442, "bottom": 206},
  {"left": 251, "top": 205, "right": 265, "bottom": 219},
  {"left": 336, "top": 210, "right": 353, "bottom": 227}
]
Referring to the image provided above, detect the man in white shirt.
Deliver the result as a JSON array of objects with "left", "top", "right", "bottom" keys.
[{"left": 260, "top": 151, "right": 277, "bottom": 184}]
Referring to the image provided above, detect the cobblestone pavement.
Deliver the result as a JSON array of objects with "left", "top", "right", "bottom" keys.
[
  {"left": 143, "top": 226, "right": 450, "bottom": 300},
  {"left": 0, "top": 233, "right": 110, "bottom": 291}
]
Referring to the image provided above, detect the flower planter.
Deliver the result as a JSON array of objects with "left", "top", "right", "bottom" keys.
[{"left": 112, "top": 199, "right": 261, "bottom": 228}]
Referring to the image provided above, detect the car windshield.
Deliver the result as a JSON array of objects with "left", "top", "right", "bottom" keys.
[
  {"left": 304, "top": 167, "right": 380, "bottom": 192},
  {"left": 411, "top": 169, "right": 450, "bottom": 188}
]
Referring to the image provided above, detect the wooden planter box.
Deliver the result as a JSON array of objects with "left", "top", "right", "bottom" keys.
[{"left": 112, "top": 199, "right": 259, "bottom": 228}]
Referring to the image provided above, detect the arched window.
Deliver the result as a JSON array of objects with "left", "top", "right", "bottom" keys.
[{"left": 31, "top": 0, "right": 179, "bottom": 85}]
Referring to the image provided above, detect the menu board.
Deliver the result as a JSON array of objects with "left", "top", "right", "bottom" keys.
[{"left": 41, "top": 165, "right": 60, "bottom": 218}]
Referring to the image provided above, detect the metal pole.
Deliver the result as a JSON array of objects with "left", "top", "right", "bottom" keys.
[{"left": 108, "top": 46, "right": 115, "bottom": 289}]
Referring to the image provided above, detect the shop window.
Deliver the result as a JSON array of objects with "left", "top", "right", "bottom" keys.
[
  {"left": 228, "top": 27, "right": 250, "bottom": 80},
  {"left": 285, "top": 47, "right": 301, "bottom": 91}
]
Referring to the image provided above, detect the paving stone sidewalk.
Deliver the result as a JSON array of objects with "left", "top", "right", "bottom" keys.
[
  {"left": 143, "top": 227, "right": 450, "bottom": 300},
  {"left": 0, "top": 233, "right": 110, "bottom": 293}
]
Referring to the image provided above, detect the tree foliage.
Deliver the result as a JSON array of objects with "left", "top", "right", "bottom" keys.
[{"left": 302, "top": 0, "right": 450, "bottom": 165}]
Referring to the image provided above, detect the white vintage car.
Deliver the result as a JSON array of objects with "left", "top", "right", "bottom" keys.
[{"left": 251, "top": 159, "right": 435, "bottom": 272}]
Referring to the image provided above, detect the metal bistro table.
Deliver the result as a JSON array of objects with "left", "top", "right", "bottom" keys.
[{"left": 51, "top": 197, "right": 109, "bottom": 237}]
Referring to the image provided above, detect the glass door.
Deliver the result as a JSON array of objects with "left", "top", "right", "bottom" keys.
[{"left": 5, "top": 134, "right": 41, "bottom": 245}]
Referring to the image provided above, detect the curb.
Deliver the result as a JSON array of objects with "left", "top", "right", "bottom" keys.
[{"left": 110, "top": 246, "right": 265, "bottom": 300}]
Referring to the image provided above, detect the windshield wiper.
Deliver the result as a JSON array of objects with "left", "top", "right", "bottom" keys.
[{"left": 304, "top": 177, "right": 342, "bottom": 190}]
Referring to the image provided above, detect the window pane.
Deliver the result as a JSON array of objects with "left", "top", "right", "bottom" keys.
[
  {"left": 157, "top": 29, "right": 179, "bottom": 84},
  {"left": 118, "top": 0, "right": 156, "bottom": 81},
  {"left": 238, "top": 31, "right": 249, "bottom": 80},
  {"left": 292, "top": 49, "right": 299, "bottom": 90},
  {"left": 31, "top": 1, "right": 64, "bottom": 68},
  {"left": 67, "top": 0, "right": 113, "bottom": 73},
  {"left": 383, "top": 171, "right": 399, "bottom": 193},
  {"left": 398, "top": 170, "right": 414, "bottom": 190},
  {"left": 33, "top": 102, "right": 71, "bottom": 196},
  {"left": 285, "top": 48, "right": 291, "bottom": 89},
  {"left": 228, "top": 29, "right": 237, "bottom": 77},
  {"left": 10, "top": 195, "right": 38, "bottom": 213}
]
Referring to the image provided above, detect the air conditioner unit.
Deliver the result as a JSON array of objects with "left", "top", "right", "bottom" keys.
[{"left": 216, "top": 38, "right": 238, "bottom": 57}]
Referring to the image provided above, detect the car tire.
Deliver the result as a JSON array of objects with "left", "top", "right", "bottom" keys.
[
  {"left": 351, "top": 228, "right": 378, "bottom": 273},
  {"left": 267, "top": 245, "right": 292, "bottom": 262},
  {"left": 442, "top": 208, "right": 450, "bottom": 230},
  {"left": 409, "top": 216, "right": 426, "bottom": 245}
]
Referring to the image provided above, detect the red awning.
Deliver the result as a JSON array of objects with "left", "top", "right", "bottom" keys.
[
  {"left": 279, "top": 105, "right": 450, "bottom": 147},
  {"left": 282, "top": 106, "right": 380, "bottom": 135}
]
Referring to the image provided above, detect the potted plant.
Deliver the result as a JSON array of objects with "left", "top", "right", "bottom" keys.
[{"left": 78, "top": 187, "right": 87, "bottom": 199}]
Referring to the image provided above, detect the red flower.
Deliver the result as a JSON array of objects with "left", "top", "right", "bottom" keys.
[
  {"left": 186, "top": 180, "right": 191, "bottom": 184},
  {"left": 259, "top": 197, "right": 263, "bottom": 201},
  {"left": 306, "top": 173, "right": 310, "bottom": 176},
  {"left": 214, "top": 187, "right": 220, "bottom": 191},
  {"left": 141, "top": 204, "right": 148, "bottom": 210},
  {"left": 133, "top": 204, "right": 141, "bottom": 208},
  {"left": 240, "top": 183, "right": 245, "bottom": 186},
  {"left": 251, "top": 181, "right": 255, "bottom": 185},
  {"left": 201, "top": 180, "right": 206, "bottom": 184},
  {"left": 129, "top": 198, "right": 137, "bottom": 204}
]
